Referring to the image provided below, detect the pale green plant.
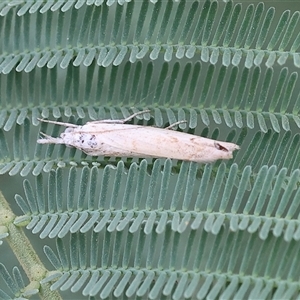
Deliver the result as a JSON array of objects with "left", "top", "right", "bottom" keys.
[{"left": 0, "top": 0, "right": 300, "bottom": 299}]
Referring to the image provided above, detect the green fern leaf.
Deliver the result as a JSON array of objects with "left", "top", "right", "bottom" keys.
[{"left": 1, "top": 1, "right": 300, "bottom": 299}]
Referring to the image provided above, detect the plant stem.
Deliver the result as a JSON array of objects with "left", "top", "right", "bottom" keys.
[{"left": 0, "top": 190, "right": 62, "bottom": 300}]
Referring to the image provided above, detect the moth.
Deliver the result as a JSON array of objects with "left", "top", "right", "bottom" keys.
[{"left": 37, "top": 110, "right": 239, "bottom": 163}]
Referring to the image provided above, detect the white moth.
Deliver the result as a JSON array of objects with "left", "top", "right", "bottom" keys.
[{"left": 37, "top": 110, "right": 239, "bottom": 163}]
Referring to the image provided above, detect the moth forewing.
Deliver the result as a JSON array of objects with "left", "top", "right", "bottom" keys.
[{"left": 37, "top": 113, "right": 240, "bottom": 163}]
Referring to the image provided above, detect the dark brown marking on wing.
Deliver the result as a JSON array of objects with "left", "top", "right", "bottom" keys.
[{"left": 214, "top": 142, "right": 228, "bottom": 152}]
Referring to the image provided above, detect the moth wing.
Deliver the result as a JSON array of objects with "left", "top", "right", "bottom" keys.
[
  {"left": 77, "top": 124, "right": 204, "bottom": 159},
  {"left": 74, "top": 123, "right": 238, "bottom": 162}
]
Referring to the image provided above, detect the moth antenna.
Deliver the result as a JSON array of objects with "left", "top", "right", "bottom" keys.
[
  {"left": 37, "top": 118, "right": 78, "bottom": 128},
  {"left": 39, "top": 132, "right": 52, "bottom": 138}
]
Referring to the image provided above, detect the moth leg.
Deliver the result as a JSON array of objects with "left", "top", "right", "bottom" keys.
[
  {"left": 122, "top": 110, "right": 151, "bottom": 122},
  {"left": 37, "top": 132, "right": 65, "bottom": 144},
  {"left": 37, "top": 118, "right": 78, "bottom": 128},
  {"left": 165, "top": 120, "right": 187, "bottom": 130},
  {"left": 86, "top": 110, "right": 151, "bottom": 124}
]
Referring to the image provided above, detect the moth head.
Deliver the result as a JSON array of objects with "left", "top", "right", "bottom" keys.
[
  {"left": 59, "top": 127, "right": 76, "bottom": 147},
  {"left": 64, "top": 127, "right": 75, "bottom": 133}
]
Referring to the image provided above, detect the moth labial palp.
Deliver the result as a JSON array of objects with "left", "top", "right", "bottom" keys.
[{"left": 37, "top": 110, "right": 240, "bottom": 163}]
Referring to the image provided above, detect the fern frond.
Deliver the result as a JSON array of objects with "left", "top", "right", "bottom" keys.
[
  {"left": 0, "top": 112, "right": 299, "bottom": 177},
  {"left": 14, "top": 163, "right": 300, "bottom": 241},
  {"left": 0, "top": 107, "right": 242, "bottom": 175},
  {"left": 41, "top": 229, "right": 300, "bottom": 299},
  {"left": 0, "top": 264, "right": 39, "bottom": 299},
  {"left": 1, "top": 1, "right": 300, "bottom": 71},
  {"left": 0, "top": 61, "right": 299, "bottom": 132},
  {"left": 1, "top": 0, "right": 164, "bottom": 16},
  {"left": 1, "top": 1, "right": 300, "bottom": 299}
]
